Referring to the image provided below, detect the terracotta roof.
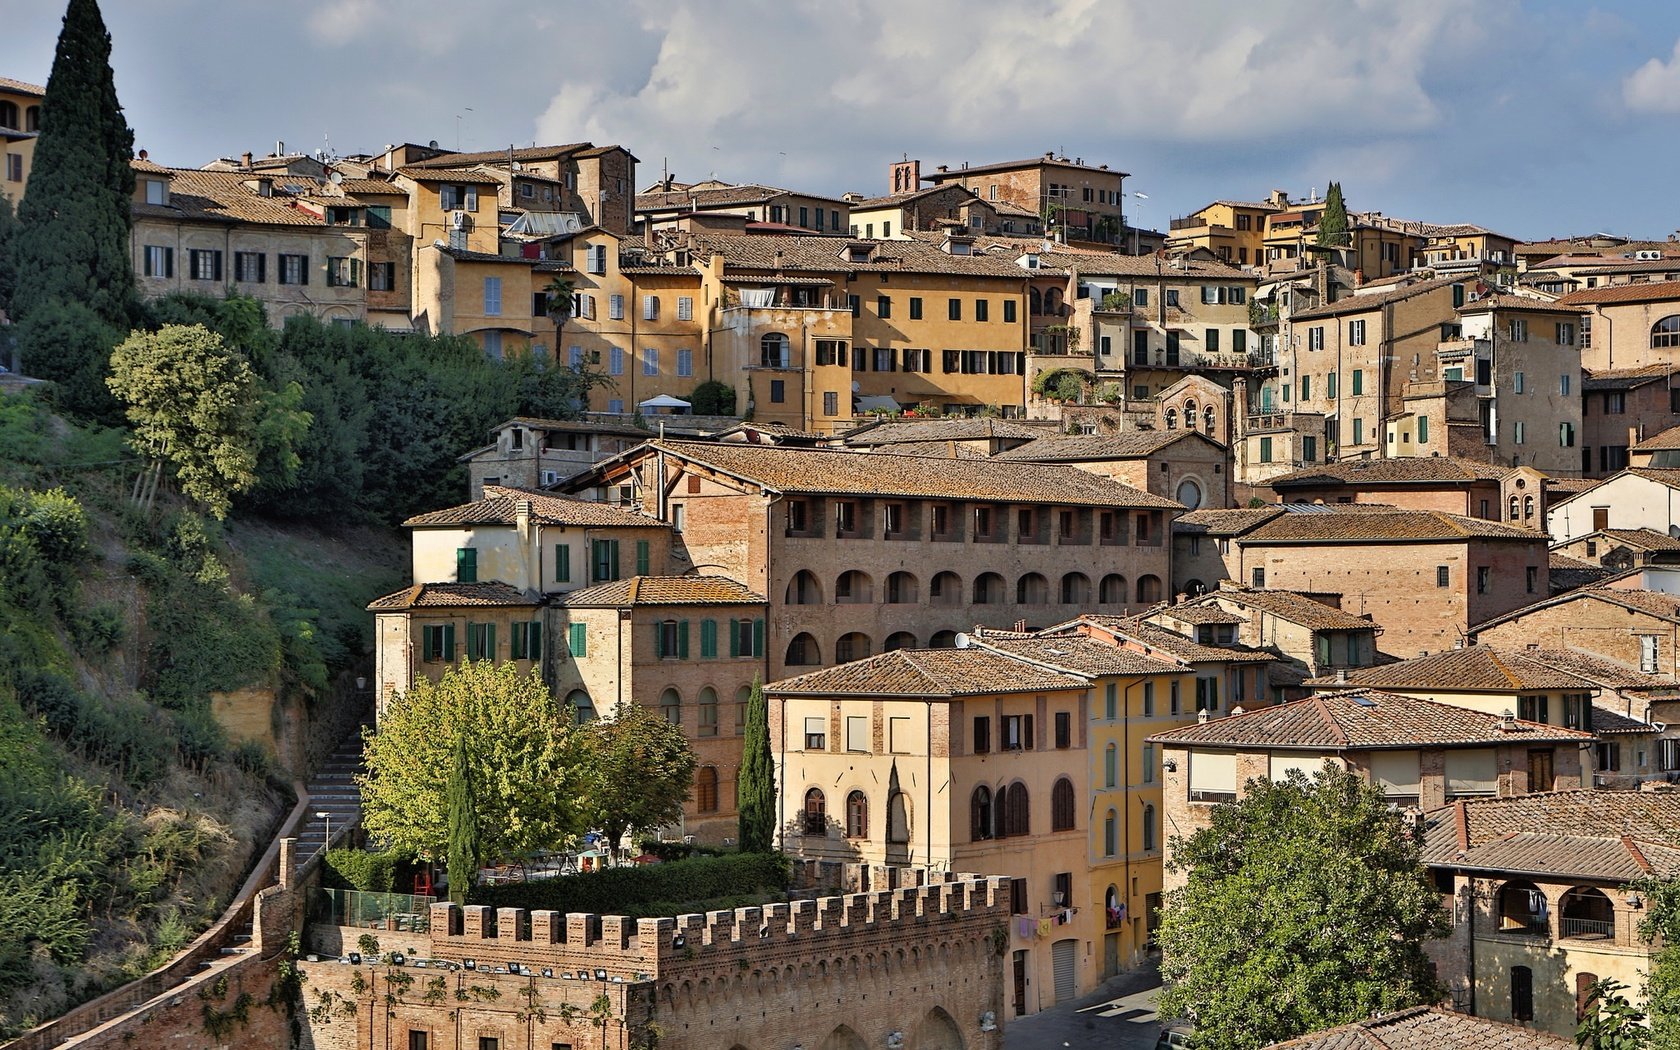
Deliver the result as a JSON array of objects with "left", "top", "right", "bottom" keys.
[
  {"left": 1172, "top": 507, "right": 1284, "bottom": 536},
  {"left": 1242, "top": 509, "right": 1544, "bottom": 544},
  {"left": 1066, "top": 617, "right": 1278, "bottom": 664},
  {"left": 1556, "top": 279, "right": 1680, "bottom": 307},
  {"left": 404, "top": 143, "right": 594, "bottom": 168},
  {"left": 846, "top": 185, "right": 956, "bottom": 210},
  {"left": 1628, "top": 467, "right": 1680, "bottom": 489},
  {"left": 867, "top": 441, "right": 992, "bottom": 460},
  {"left": 1150, "top": 604, "right": 1247, "bottom": 625},
  {"left": 1148, "top": 689, "right": 1594, "bottom": 750},
  {"left": 1264, "top": 1006, "right": 1573, "bottom": 1050},
  {"left": 1290, "top": 276, "right": 1462, "bottom": 321},
  {"left": 1267, "top": 456, "right": 1508, "bottom": 487},
  {"left": 1197, "top": 589, "right": 1375, "bottom": 631},
  {"left": 767, "top": 647, "right": 1088, "bottom": 698},
  {"left": 1475, "top": 586, "right": 1680, "bottom": 633},
  {"left": 557, "top": 575, "right": 764, "bottom": 607},
  {"left": 403, "top": 487, "right": 667, "bottom": 529},
  {"left": 626, "top": 440, "right": 1180, "bottom": 509},
  {"left": 685, "top": 232, "right": 1033, "bottom": 279},
  {"left": 1596, "top": 527, "right": 1680, "bottom": 551},
  {"left": 1582, "top": 364, "right": 1677, "bottom": 392},
  {"left": 842, "top": 418, "right": 1051, "bottom": 446},
  {"left": 1305, "top": 645, "right": 1593, "bottom": 691},
  {"left": 977, "top": 635, "right": 1187, "bottom": 675},
  {"left": 923, "top": 156, "right": 1130, "bottom": 180},
  {"left": 132, "top": 166, "right": 335, "bottom": 228},
  {"left": 504, "top": 417, "right": 650, "bottom": 438},
  {"left": 991, "top": 431, "right": 1212, "bottom": 462},
  {"left": 397, "top": 166, "right": 505, "bottom": 185},
  {"left": 1545, "top": 555, "right": 1614, "bottom": 595},
  {"left": 1456, "top": 292, "right": 1583, "bottom": 315},
  {"left": 1634, "top": 423, "right": 1680, "bottom": 451},
  {"left": 638, "top": 182, "right": 846, "bottom": 211},
  {"left": 366, "top": 581, "right": 534, "bottom": 611},
  {"left": 0, "top": 76, "right": 46, "bottom": 97},
  {"left": 1035, "top": 251, "right": 1250, "bottom": 280},
  {"left": 437, "top": 246, "right": 545, "bottom": 266},
  {"left": 1422, "top": 791, "right": 1680, "bottom": 880}
]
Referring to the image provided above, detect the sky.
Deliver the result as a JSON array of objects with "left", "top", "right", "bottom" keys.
[{"left": 7, "top": 0, "right": 1680, "bottom": 241}]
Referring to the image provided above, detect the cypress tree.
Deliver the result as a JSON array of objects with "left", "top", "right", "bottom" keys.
[
  {"left": 1316, "top": 181, "right": 1351, "bottom": 248},
  {"left": 0, "top": 195, "right": 16, "bottom": 322},
  {"left": 13, "top": 0, "right": 137, "bottom": 327},
  {"left": 445, "top": 734, "right": 479, "bottom": 905},
  {"left": 737, "top": 673, "right": 777, "bottom": 853}
]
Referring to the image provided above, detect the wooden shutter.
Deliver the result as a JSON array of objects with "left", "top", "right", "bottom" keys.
[
  {"left": 728, "top": 619, "right": 741, "bottom": 658},
  {"left": 443, "top": 624, "right": 455, "bottom": 661},
  {"left": 678, "top": 620, "right": 690, "bottom": 659},
  {"left": 752, "top": 618, "right": 765, "bottom": 658},
  {"left": 528, "top": 621, "right": 542, "bottom": 662},
  {"left": 555, "top": 544, "right": 570, "bottom": 582},
  {"left": 213, "top": 251, "right": 223, "bottom": 281},
  {"left": 165, "top": 247, "right": 175, "bottom": 278},
  {"left": 635, "top": 540, "right": 650, "bottom": 575},
  {"left": 654, "top": 622, "right": 666, "bottom": 658},
  {"left": 701, "top": 619, "right": 716, "bottom": 659},
  {"left": 422, "top": 625, "right": 438, "bottom": 661},
  {"left": 610, "top": 540, "right": 620, "bottom": 580},
  {"left": 569, "top": 622, "right": 586, "bottom": 657}
]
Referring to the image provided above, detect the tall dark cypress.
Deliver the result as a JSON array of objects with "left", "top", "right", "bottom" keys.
[
  {"left": 737, "top": 674, "right": 777, "bottom": 853},
  {"left": 445, "top": 734, "right": 479, "bottom": 906},
  {"left": 14, "top": 0, "right": 137, "bottom": 327}
]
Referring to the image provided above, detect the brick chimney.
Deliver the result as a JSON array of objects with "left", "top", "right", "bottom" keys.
[{"left": 242, "top": 151, "right": 254, "bottom": 169}]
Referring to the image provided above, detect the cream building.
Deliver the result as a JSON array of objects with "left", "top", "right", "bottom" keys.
[{"left": 0, "top": 75, "right": 42, "bottom": 206}]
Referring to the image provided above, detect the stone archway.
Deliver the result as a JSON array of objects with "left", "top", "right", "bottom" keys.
[
  {"left": 910, "top": 1005, "right": 965, "bottom": 1050},
  {"left": 819, "top": 1025, "right": 870, "bottom": 1050}
]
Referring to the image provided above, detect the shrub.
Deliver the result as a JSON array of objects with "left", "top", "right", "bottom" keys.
[
  {"left": 690, "top": 380, "right": 736, "bottom": 416},
  {"left": 322, "top": 849, "right": 399, "bottom": 893},
  {"left": 474, "top": 852, "right": 791, "bottom": 917}
]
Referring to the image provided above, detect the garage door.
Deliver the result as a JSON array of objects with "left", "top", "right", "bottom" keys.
[{"left": 1052, "top": 938, "right": 1077, "bottom": 1003}]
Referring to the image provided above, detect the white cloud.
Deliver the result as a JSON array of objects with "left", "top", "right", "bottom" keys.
[
  {"left": 305, "top": 0, "right": 385, "bottom": 45},
  {"left": 1624, "top": 37, "right": 1680, "bottom": 114}
]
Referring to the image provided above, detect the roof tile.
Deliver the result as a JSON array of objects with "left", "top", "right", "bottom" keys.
[
  {"left": 558, "top": 575, "right": 765, "bottom": 607},
  {"left": 767, "top": 647, "right": 1088, "bottom": 697},
  {"left": 404, "top": 486, "right": 667, "bottom": 529}
]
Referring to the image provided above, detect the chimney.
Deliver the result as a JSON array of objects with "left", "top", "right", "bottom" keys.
[
  {"left": 1353, "top": 268, "right": 1364, "bottom": 288},
  {"left": 137, "top": 148, "right": 148, "bottom": 161},
  {"left": 1335, "top": 668, "right": 1348, "bottom": 684},
  {"left": 241, "top": 151, "right": 253, "bottom": 169}
]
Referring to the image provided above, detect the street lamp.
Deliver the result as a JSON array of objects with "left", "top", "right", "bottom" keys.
[
  {"left": 1127, "top": 192, "right": 1149, "bottom": 256},
  {"left": 316, "top": 810, "right": 332, "bottom": 851}
]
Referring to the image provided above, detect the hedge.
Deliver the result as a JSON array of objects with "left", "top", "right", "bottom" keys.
[
  {"left": 473, "top": 852, "right": 791, "bottom": 917},
  {"left": 322, "top": 848, "right": 399, "bottom": 892}
]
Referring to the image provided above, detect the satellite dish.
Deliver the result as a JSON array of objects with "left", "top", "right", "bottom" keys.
[
  {"left": 428, "top": 139, "right": 440, "bottom": 149},
  {"left": 433, "top": 238, "right": 447, "bottom": 248},
  {"left": 954, "top": 632, "right": 970, "bottom": 649},
  {"left": 330, "top": 170, "right": 343, "bottom": 184}
]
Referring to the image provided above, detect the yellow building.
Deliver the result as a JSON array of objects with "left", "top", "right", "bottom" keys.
[
  {"left": 0, "top": 76, "right": 42, "bottom": 206},
  {"left": 1164, "top": 194, "right": 1287, "bottom": 268}
]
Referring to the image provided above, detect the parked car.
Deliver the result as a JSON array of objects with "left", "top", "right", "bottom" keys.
[{"left": 1155, "top": 1025, "right": 1196, "bottom": 1049}]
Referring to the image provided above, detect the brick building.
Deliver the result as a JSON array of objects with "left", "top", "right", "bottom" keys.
[
  {"left": 1582, "top": 366, "right": 1680, "bottom": 476},
  {"left": 1555, "top": 280, "right": 1680, "bottom": 372},
  {"left": 992, "top": 431, "right": 1230, "bottom": 512},
  {"left": 460, "top": 417, "right": 652, "bottom": 499},
  {"left": 917, "top": 153, "right": 1130, "bottom": 245},
  {"left": 1262, "top": 456, "right": 1511, "bottom": 520}
]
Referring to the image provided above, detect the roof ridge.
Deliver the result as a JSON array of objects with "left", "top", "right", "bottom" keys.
[
  {"left": 1311, "top": 695, "right": 1350, "bottom": 747},
  {"left": 1624, "top": 835, "right": 1654, "bottom": 874},
  {"left": 1484, "top": 649, "right": 1524, "bottom": 689}
]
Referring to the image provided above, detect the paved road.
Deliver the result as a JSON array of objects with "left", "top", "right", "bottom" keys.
[{"left": 1004, "top": 962, "right": 1166, "bottom": 1050}]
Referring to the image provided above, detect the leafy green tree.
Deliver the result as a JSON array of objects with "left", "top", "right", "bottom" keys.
[
  {"left": 577, "top": 703, "right": 696, "bottom": 861},
  {"left": 1577, "top": 977, "right": 1651, "bottom": 1049},
  {"left": 0, "top": 196, "right": 16, "bottom": 322},
  {"left": 1156, "top": 764, "right": 1447, "bottom": 1050},
  {"left": 543, "top": 275, "right": 576, "bottom": 350},
  {"left": 690, "top": 380, "right": 736, "bottom": 416},
  {"left": 737, "top": 674, "right": 776, "bottom": 853},
  {"left": 106, "top": 324, "right": 262, "bottom": 519},
  {"left": 1636, "top": 875, "right": 1680, "bottom": 1045},
  {"left": 359, "top": 661, "right": 579, "bottom": 865},
  {"left": 13, "top": 0, "right": 137, "bottom": 328},
  {"left": 11, "top": 300, "right": 123, "bottom": 421},
  {"left": 445, "top": 735, "right": 479, "bottom": 906},
  {"left": 1316, "top": 181, "right": 1350, "bottom": 248}
]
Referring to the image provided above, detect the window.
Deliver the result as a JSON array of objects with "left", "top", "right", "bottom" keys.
[
  {"left": 1188, "top": 751, "right": 1236, "bottom": 803},
  {"left": 909, "top": 296, "right": 923, "bottom": 320},
  {"left": 409, "top": 1032, "right": 429, "bottom": 1050},
  {"left": 1445, "top": 749, "right": 1497, "bottom": 797},
  {"left": 181, "top": 247, "right": 221, "bottom": 282},
  {"left": 1436, "top": 565, "right": 1450, "bottom": 588},
  {"left": 845, "top": 790, "right": 867, "bottom": 838},
  {"left": 464, "top": 621, "right": 495, "bottom": 660},
  {"left": 1557, "top": 322, "right": 1576, "bottom": 346},
  {"left": 1195, "top": 676, "right": 1220, "bottom": 713},
  {"left": 973, "top": 716, "right": 991, "bottom": 754},
  {"left": 803, "top": 788, "right": 826, "bottom": 833},
  {"left": 1103, "top": 810, "right": 1117, "bottom": 857},
  {"left": 369, "top": 260, "right": 395, "bottom": 291},
  {"left": 1417, "top": 416, "right": 1428, "bottom": 443},
  {"left": 804, "top": 715, "right": 827, "bottom": 751},
  {"left": 1351, "top": 368, "right": 1364, "bottom": 395},
  {"left": 142, "top": 245, "right": 174, "bottom": 278},
  {"left": 1642, "top": 635, "right": 1660, "bottom": 674},
  {"left": 590, "top": 538, "right": 620, "bottom": 583},
  {"left": 1476, "top": 566, "right": 1490, "bottom": 594},
  {"left": 676, "top": 347, "right": 693, "bottom": 377},
  {"left": 142, "top": 177, "right": 166, "bottom": 204},
  {"left": 728, "top": 618, "right": 764, "bottom": 658},
  {"left": 456, "top": 547, "right": 478, "bottom": 583},
  {"left": 1001, "top": 713, "right": 1033, "bottom": 751},
  {"left": 609, "top": 347, "right": 624, "bottom": 375},
  {"left": 483, "top": 276, "right": 502, "bottom": 315},
  {"left": 1259, "top": 436, "right": 1272, "bottom": 463},
  {"left": 760, "top": 332, "right": 791, "bottom": 368},
  {"left": 1142, "top": 804, "right": 1157, "bottom": 851},
  {"left": 656, "top": 619, "right": 689, "bottom": 660},
  {"left": 1104, "top": 744, "right": 1117, "bottom": 788},
  {"left": 1054, "top": 711, "right": 1071, "bottom": 749},
  {"left": 1004, "top": 300, "right": 1017, "bottom": 323},
  {"left": 971, "top": 787, "right": 992, "bottom": 841},
  {"left": 1561, "top": 374, "right": 1571, "bottom": 396},
  {"left": 1348, "top": 319, "right": 1365, "bottom": 346},
  {"left": 1049, "top": 778, "right": 1075, "bottom": 832},
  {"left": 642, "top": 294, "right": 659, "bottom": 321},
  {"left": 948, "top": 298, "right": 962, "bottom": 321},
  {"left": 876, "top": 295, "right": 891, "bottom": 318},
  {"left": 1307, "top": 326, "right": 1324, "bottom": 351},
  {"left": 1143, "top": 743, "right": 1156, "bottom": 784},
  {"left": 696, "top": 766, "right": 719, "bottom": 812},
  {"left": 1251, "top": 567, "right": 1265, "bottom": 588},
  {"left": 845, "top": 715, "right": 869, "bottom": 753},
  {"left": 976, "top": 299, "right": 989, "bottom": 322},
  {"left": 1560, "top": 422, "right": 1576, "bottom": 447},
  {"left": 642, "top": 347, "right": 658, "bottom": 375},
  {"left": 510, "top": 621, "right": 542, "bottom": 661},
  {"left": 699, "top": 618, "right": 718, "bottom": 659},
  {"left": 1327, "top": 372, "right": 1337, "bottom": 398},
  {"left": 421, "top": 623, "right": 455, "bottom": 662},
  {"left": 1509, "top": 318, "right": 1529, "bottom": 342},
  {"left": 1142, "top": 681, "right": 1155, "bottom": 716},
  {"left": 567, "top": 622, "right": 587, "bottom": 658}
]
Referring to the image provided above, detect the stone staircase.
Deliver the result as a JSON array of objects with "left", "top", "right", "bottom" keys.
[{"left": 294, "top": 728, "right": 367, "bottom": 874}]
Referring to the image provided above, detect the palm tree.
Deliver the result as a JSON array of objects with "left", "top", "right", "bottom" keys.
[{"left": 543, "top": 275, "right": 576, "bottom": 363}]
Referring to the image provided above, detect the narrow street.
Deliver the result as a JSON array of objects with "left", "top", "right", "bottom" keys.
[{"left": 1004, "top": 963, "right": 1166, "bottom": 1050}]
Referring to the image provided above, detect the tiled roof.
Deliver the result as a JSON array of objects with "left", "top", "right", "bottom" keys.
[
  {"left": 638, "top": 182, "right": 846, "bottom": 211},
  {"left": 1035, "top": 251, "right": 1250, "bottom": 280},
  {"left": 1582, "top": 364, "right": 1676, "bottom": 392},
  {"left": 1243, "top": 509, "right": 1544, "bottom": 544},
  {"left": 132, "top": 166, "right": 333, "bottom": 227},
  {"left": 1517, "top": 646, "right": 1677, "bottom": 690},
  {"left": 991, "top": 431, "right": 1209, "bottom": 461},
  {"left": 847, "top": 185, "right": 954, "bottom": 209},
  {"left": 685, "top": 232, "right": 1034, "bottom": 279},
  {"left": 923, "top": 156, "right": 1130, "bottom": 180},
  {"left": 1597, "top": 527, "right": 1680, "bottom": 550},
  {"left": 1172, "top": 507, "right": 1284, "bottom": 536},
  {"left": 1456, "top": 292, "right": 1583, "bottom": 314},
  {"left": 978, "top": 635, "right": 1187, "bottom": 676},
  {"left": 504, "top": 417, "right": 651, "bottom": 438},
  {"left": 1628, "top": 467, "right": 1680, "bottom": 489},
  {"left": 437, "top": 246, "right": 546, "bottom": 266},
  {"left": 1290, "top": 276, "right": 1461, "bottom": 321},
  {"left": 1264, "top": 1006, "right": 1573, "bottom": 1050},
  {"left": 557, "top": 575, "right": 765, "bottom": 607},
  {"left": 1476, "top": 586, "right": 1680, "bottom": 633},
  {"left": 1556, "top": 279, "right": 1680, "bottom": 307},
  {"left": 1304, "top": 645, "right": 1593, "bottom": 691},
  {"left": 397, "top": 166, "right": 505, "bottom": 185},
  {"left": 0, "top": 76, "right": 47, "bottom": 97},
  {"left": 404, "top": 143, "right": 594, "bottom": 168},
  {"left": 1199, "top": 588, "right": 1374, "bottom": 631},
  {"left": 366, "top": 581, "right": 533, "bottom": 611},
  {"left": 1633, "top": 423, "right": 1680, "bottom": 451},
  {"left": 766, "top": 648, "right": 1088, "bottom": 697},
  {"left": 403, "top": 487, "right": 667, "bottom": 528},
  {"left": 1066, "top": 617, "right": 1278, "bottom": 664},
  {"left": 1590, "top": 701, "right": 1658, "bottom": 734},
  {"left": 1148, "top": 689, "right": 1594, "bottom": 750},
  {"left": 1422, "top": 790, "right": 1680, "bottom": 880},
  {"left": 1267, "top": 456, "right": 1508, "bottom": 487},
  {"left": 868, "top": 441, "right": 992, "bottom": 460},
  {"left": 632, "top": 441, "right": 1180, "bottom": 509},
  {"left": 842, "top": 418, "right": 1051, "bottom": 446},
  {"left": 1150, "top": 604, "right": 1247, "bottom": 625}
]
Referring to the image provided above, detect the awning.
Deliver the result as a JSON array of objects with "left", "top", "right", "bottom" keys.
[{"left": 639, "top": 394, "right": 691, "bottom": 412}]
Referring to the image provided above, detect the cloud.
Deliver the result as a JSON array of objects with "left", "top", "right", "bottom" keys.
[
  {"left": 305, "top": 0, "right": 385, "bottom": 45},
  {"left": 1624, "top": 37, "right": 1680, "bottom": 113}
]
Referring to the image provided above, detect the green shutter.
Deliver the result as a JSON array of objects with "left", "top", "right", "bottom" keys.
[
  {"left": 556, "top": 544, "right": 570, "bottom": 582},
  {"left": 678, "top": 620, "right": 690, "bottom": 659},
  {"left": 610, "top": 539, "right": 621, "bottom": 580},
  {"left": 752, "top": 618, "right": 765, "bottom": 658},
  {"left": 457, "top": 547, "right": 477, "bottom": 583},
  {"left": 654, "top": 622, "right": 666, "bottom": 658},
  {"left": 511, "top": 623, "right": 526, "bottom": 660},
  {"left": 466, "top": 622, "right": 483, "bottom": 659},
  {"left": 701, "top": 619, "right": 717, "bottom": 659},
  {"left": 635, "top": 539, "right": 650, "bottom": 575},
  {"left": 422, "top": 625, "right": 437, "bottom": 661},
  {"left": 729, "top": 619, "right": 742, "bottom": 658},
  {"left": 443, "top": 623, "right": 456, "bottom": 661},
  {"left": 569, "top": 622, "right": 587, "bottom": 658},
  {"left": 529, "top": 621, "right": 542, "bottom": 662}
]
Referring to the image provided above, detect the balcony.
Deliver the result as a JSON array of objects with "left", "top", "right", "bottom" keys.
[{"left": 1560, "top": 917, "right": 1614, "bottom": 940}]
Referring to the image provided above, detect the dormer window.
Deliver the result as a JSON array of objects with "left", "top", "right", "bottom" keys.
[
  {"left": 144, "top": 178, "right": 168, "bottom": 206},
  {"left": 1018, "top": 253, "right": 1041, "bottom": 270}
]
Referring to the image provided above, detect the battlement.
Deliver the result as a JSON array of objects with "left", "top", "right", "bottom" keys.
[{"left": 418, "top": 869, "right": 1009, "bottom": 981}]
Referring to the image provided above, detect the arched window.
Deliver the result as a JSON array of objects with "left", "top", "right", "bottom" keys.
[
  {"left": 565, "top": 689, "right": 595, "bottom": 724},
  {"left": 696, "top": 767, "right": 719, "bottom": 812},
  {"left": 1106, "top": 885, "right": 1122, "bottom": 929},
  {"left": 1185, "top": 578, "right": 1207, "bottom": 596},
  {"left": 1005, "top": 782, "right": 1030, "bottom": 836},
  {"left": 1030, "top": 287, "right": 1044, "bottom": 315},
  {"left": 660, "top": 687, "right": 682, "bottom": 725},
  {"left": 1509, "top": 495, "right": 1520, "bottom": 521},
  {"left": 835, "top": 570, "right": 873, "bottom": 603},
  {"left": 1653, "top": 316, "right": 1680, "bottom": 349},
  {"left": 883, "top": 631, "right": 917, "bottom": 651},
  {"left": 0, "top": 101, "right": 17, "bottom": 131},
  {"left": 887, "top": 791, "right": 910, "bottom": 844},
  {"left": 1104, "top": 743, "right": 1117, "bottom": 788},
  {"left": 697, "top": 687, "right": 719, "bottom": 737},
  {"left": 735, "top": 685, "right": 751, "bottom": 735},
  {"left": 1524, "top": 494, "right": 1535, "bottom": 519},
  {"left": 1142, "top": 804, "right": 1157, "bottom": 851},
  {"left": 803, "top": 788, "right": 827, "bottom": 834},
  {"left": 930, "top": 571, "right": 962, "bottom": 606},
  {"left": 786, "top": 633, "right": 821, "bottom": 666},
  {"left": 1045, "top": 288, "right": 1063, "bottom": 316},
  {"left": 1165, "top": 408, "right": 1178, "bottom": 430},
  {"left": 787, "top": 570, "right": 823, "bottom": 604},
  {"left": 1498, "top": 881, "right": 1547, "bottom": 934},
  {"left": 761, "top": 332, "right": 792, "bottom": 367},
  {"left": 971, "top": 786, "right": 993, "bottom": 841},
  {"left": 886, "top": 571, "right": 918, "bottom": 603},
  {"left": 1560, "top": 887, "right": 1614, "bottom": 940},
  {"left": 845, "top": 790, "right": 868, "bottom": 838},
  {"left": 835, "top": 632, "right": 871, "bottom": 663},
  {"left": 1103, "top": 810, "right": 1117, "bottom": 857},
  {"left": 1175, "top": 479, "right": 1204, "bottom": 510},
  {"left": 25, "top": 105, "right": 39, "bottom": 133},
  {"left": 1204, "top": 406, "right": 1216, "bottom": 434},
  {"left": 1511, "top": 965, "right": 1534, "bottom": 1022},
  {"left": 1017, "top": 572, "right": 1049, "bottom": 604},
  {"left": 1184, "top": 400, "right": 1198, "bottom": 431},
  {"left": 973, "top": 572, "right": 1004, "bottom": 604},
  {"left": 1061, "top": 572, "right": 1091, "bottom": 605},
  {"left": 1099, "top": 574, "right": 1127, "bottom": 605},
  {"left": 1051, "top": 777, "right": 1076, "bottom": 831},
  {"left": 1137, "top": 575, "right": 1163, "bottom": 603},
  {"left": 929, "top": 629, "right": 958, "bottom": 649}
]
